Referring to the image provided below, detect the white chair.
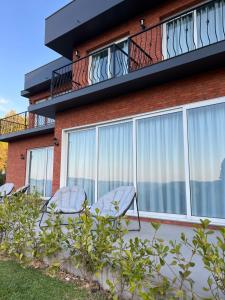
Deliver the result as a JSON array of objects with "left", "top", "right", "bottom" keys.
[
  {"left": 11, "top": 184, "right": 29, "bottom": 197},
  {"left": 90, "top": 186, "right": 141, "bottom": 231},
  {"left": 0, "top": 183, "right": 14, "bottom": 200},
  {"left": 39, "top": 185, "right": 86, "bottom": 227}
]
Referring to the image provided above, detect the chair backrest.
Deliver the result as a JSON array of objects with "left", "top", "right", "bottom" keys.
[
  {"left": 47, "top": 186, "right": 86, "bottom": 213},
  {"left": 0, "top": 183, "right": 14, "bottom": 197},
  {"left": 14, "top": 184, "right": 30, "bottom": 195},
  {"left": 90, "top": 186, "right": 135, "bottom": 218}
]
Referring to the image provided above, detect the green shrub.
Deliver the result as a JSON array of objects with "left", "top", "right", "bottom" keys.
[
  {"left": 192, "top": 219, "right": 225, "bottom": 299},
  {"left": 1, "top": 193, "right": 225, "bottom": 299},
  {"left": 66, "top": 202, "right": 118, "bottom": 278},
  {"left": 0, "top": 172, "right": 5, "bottom": 185},
  {"left": 0, "top": 193, "right": 42, "bottom": 261}
]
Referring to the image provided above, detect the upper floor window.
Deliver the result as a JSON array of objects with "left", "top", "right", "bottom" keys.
[
  {"left": 164, "top": 0, "right": 225, "bottom": 58},
  {"left": 89, "top": 38, "right": 128, "bottom": 84}
]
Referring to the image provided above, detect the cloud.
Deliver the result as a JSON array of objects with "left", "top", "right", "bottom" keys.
[{"left": 0, "top": 98, "right": 9, "bottom": 113}]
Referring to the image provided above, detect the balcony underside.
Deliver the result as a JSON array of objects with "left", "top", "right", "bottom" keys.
[
  {"left": 29, "top": 41, "right": 225, "bottom": 119},
  {"left": 0, "top": 124, "right": 55, "bottom": 142}
]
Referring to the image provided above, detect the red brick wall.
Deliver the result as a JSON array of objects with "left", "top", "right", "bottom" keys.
[
  {"left": 73, "top": 0, "right": 202, "bottom": 59},
  {"left": 6, "top": 133, "right": 54, "bottom": 190},
  {"left": 52, "top": 67, "right": 225, "bottom": 192}
]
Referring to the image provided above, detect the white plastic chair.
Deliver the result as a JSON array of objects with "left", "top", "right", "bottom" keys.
[
  {"left": 0, "top": 183, "right": 14, "bottom": 200},
  {"left": 90, "top": 186, "right": 141, "bottom": 231},
  {"left": 39, "top": 185, "right": 86, "bottom": 227}
]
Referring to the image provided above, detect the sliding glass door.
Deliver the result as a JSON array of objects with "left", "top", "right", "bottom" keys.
[
  {"left": 28, "top": 147, "right": 53, "bottom": 197},
  {"left": 137, "top": 112, "right": 186, "bottom": 214},
  {"left": 188, "top": 103, "right": 225, "bottom": 219},
  {"left": 98, "top": 122, "right": 133, "bottom": 198},
  {"left": 67, "top": 129, "right": 96, "bottom": 204},
  {"left": 64, "top": 98, "right": 225, "bottom": 222}
]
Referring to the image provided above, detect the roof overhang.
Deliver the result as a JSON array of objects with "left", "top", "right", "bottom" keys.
[{"left": 45, "top": 0, "right": 163, "bottom": 58}]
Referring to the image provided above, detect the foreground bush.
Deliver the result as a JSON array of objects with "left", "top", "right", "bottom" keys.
[
  {"left": 0, "top": 194, "right": 225, "bottom": 299},
  {"left": 0, "top": 193, "right": 42, "bottom": 261}
]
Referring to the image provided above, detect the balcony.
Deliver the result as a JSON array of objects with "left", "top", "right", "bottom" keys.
[
  {"left": 21, "top": 57, "right": 71, "bottom": 99},
  {"left": 30, "top": 0, "right": 225, "bottom": 118},
  {"left": 0, "top": 112, "right": 55, "bottom": 142}
]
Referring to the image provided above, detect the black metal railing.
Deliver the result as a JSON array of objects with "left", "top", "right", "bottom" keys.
[
  {"left": 51, "top": 42, "right": 130, "bottom": 97},
  {"left": 0, "top": 112, "right": 55, "bottom": 135},
  {"left": 51, "top": 0, "right": 225, "bottom": 97}
]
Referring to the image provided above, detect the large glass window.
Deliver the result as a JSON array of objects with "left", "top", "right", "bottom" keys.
[
  {"left": 67, "top": 129, "right": 96, "bottom": 204},
  {"left": 98, "top": 122, "right": 133, "bottom": 198},
  {"left": 28, "top": 147, "right": 53, "bottom": 197},
  {"left": 64, "top": 99, "right": 225, "bottom": 221},
  {"left": 188, "top": 103, "right": 225, "bottom": 219},
  {"left": 137, "top": 112, "right": 186, "bottom": 214}
]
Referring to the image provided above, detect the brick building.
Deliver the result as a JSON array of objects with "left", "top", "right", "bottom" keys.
[{"left": 1, "top": 0, "right": 225, "bottom": 227}]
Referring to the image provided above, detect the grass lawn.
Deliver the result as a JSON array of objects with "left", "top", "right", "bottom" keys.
[{"left": 0, "top": 260, "right": 108, "bottom": 300}]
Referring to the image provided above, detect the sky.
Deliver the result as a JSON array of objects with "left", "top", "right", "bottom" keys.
[{"left": 0, "top": 0, "right": 70, "bottom": 117}]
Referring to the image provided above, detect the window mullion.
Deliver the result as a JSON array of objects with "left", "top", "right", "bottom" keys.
[
  {"left": 95, "top": 127, "right": 99, "bottom": 203},
  {"left": 183, "top": 108, "right": 191, "bottom": 218},
  {"left": 133, "top": 119, "right": 137, "bottom": 213},
  {"left": 43, "top": 149, "right": 48, "bottom": 198}
]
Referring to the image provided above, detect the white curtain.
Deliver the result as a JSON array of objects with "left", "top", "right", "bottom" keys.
[
  {"left": 197, "top": 0, "right": 225, "bottom": 47},
  {"left": 98, "top": 122, "right": 133, "bottom": 198},
  {"left": 90, "top": 49, "right": 109, "bottom": 84},
  {"left": 45, "top": 148, "right": 54, "bottom": 197},
  {"left": 114, "top": 40, "right": 128, "bottom": 77},
  {"left": 166, "top": 13, "right": 195, "bottom": 58},
  {"left": 188, "top": 103, "right": 225, "bottom": 219},
  {"left": 137, "top": 112, "right": 186, "bottom": 214},
  {"left": 67, "top": 129, "right": 96, "bottom": 204},
  {"left": 29, "top": 147, "right": 53, "bottom": 197}
]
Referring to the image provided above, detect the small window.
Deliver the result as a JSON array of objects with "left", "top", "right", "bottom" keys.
[{"left": 89, "top": 38, "right": 128, "bottom": 84}]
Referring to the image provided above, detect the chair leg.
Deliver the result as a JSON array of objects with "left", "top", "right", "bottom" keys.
[
  {"left": 136, "top": 196, "right": 141, "bottom": 231},
  {"left": 128, "top": 195, "right": 141, "bottom": 232},
  {"left": 39, "top": 210, "right": 46, "bottom": 228}
]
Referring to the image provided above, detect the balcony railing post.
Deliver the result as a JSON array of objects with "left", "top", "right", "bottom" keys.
[
  {"left": 51, "top": 71, "right": 54, "bottom": 98},
  {"left": 112, "top": 43, "right": 116, "bottom": 78},
  {"left": 128, "top": 37, "right": 131, "bottom": 73}
]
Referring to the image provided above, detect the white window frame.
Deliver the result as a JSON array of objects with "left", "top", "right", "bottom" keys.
[
  {"left": 60, "top": 96, "right": 225, "bottom": 226},
  {"left": 88, "top": 37, "right": 128, "bottom": 84},
  {"left": 26, "top": 146, "right": 54, "bottom": 199}
]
